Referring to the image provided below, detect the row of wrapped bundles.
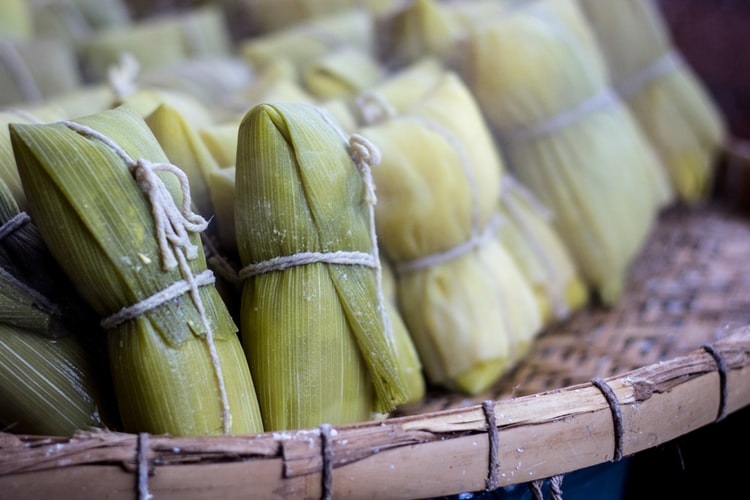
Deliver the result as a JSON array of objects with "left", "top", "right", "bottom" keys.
[{"left": 0, "top": 0, "right": 727, "bottom": 436}]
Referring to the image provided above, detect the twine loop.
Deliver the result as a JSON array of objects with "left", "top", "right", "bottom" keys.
[
  {"left": 702, "top": 343, "right": 728, "bottom": 422},
  {"left": 591, "top": 377, "right": 624, "bottom": 462},
  {"left": 0, "top": 212, "right": 31, "bottom": 242}
]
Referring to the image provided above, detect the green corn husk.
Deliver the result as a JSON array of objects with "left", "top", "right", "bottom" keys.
[
  {"left": 120, "top": 84, "right": 216, "bottom": 131},
  {"left": 10, "top": 104, "right": 263, "bottom": 436},
  {"left": 498, "top": 175, "right": 588, "bottom": 324},
  {"left": 0, "top": 38, "right": 82, "bottom": 107},
  {"left": 464, "top": 0, "right": 672, "bottom": 305},
  {"left": 0, "top": 177, "right": 112, "bottom": 435},
  {"left": 0, "top": 0, "right": 32, "bottom": 41},
  {"left": 235, "top": 102, "right": 407, "bottom": 430},
  {"left": 239, "top": 9, "right": 376, "bottom": 76},
  {"left": 170, "top": 5, "right": 233, "bottom": 59},
  {"left": 359, "top": 72, "right": 542, "bottom": 394},
  {"left": 0, "top": 325, "right": 107, "bottom": 436},
  {"left": 578, "top": 0, "right": 728, "bottom": 203},
  {"left": 31, "top": 0, "right": 131, "bottom": 45},
  {"left": 303, "top": 47, "right": 385, "bottom": 100},
  {"left": 0, "top": 105, "right": 69, "bottom": 212},
  {"left": 145, "top": 103, "right": 221, "bottom": 219}
]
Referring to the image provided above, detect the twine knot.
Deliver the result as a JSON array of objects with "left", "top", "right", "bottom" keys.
[
  {"left": 348, "top": 134, "right": 380, "bottom": 205},
  {"left": 133, "top": 158, "right": 208, "bottom": 269}
]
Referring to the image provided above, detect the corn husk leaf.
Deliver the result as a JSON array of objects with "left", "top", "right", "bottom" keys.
[
  {"left": 235, "top": 102, "right": 407, "bottom": 430},
  {"left": 0, "top": 0, "right": 32, "bottom": 41},
  {"left": 206, "top": 165, "right": 238, "bottom": 256},
  {"left": 360, "top": 72, "right": 542, "bottom": 394},
  {"left": 239, "top": 8, "right": 376, "bottom": 75},
  {"left": 0, "top": 326, "right": 107, "bottom": 436},
  {"left": 303, "top": 47, "right": 385, "bottom": 100},
  {"left": 200, "top": 124, "right": 240, "bottom": 169},
  {"left": 0, "top": 105, "right": 70, "bottom": 212},
  {"left": 145, "top": 103, "right": 220, "bottom": 219},
  {"left": 31, "top": 0, "right": 130, "bottom": 45},
  {"left": 465, "top": 0, "right": 670, "bottom": 304},
  {"left": 579, "top": 0, "right": 727, "bottom": 202},
  {"left": 11, "top": 104, "right": 263, "bottom": 436}
]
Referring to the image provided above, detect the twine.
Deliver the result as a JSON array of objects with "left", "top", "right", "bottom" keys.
[
  {"left": 318, "top": 423, "right": 334, "bottom": 500},
  {"left": 530, "top": 475, "right": 564, "bottom": 500},
  {"left": 591, "top": 377, "right": 624, "bottom": 462},
  {"left": 0, "top": 40, "right": 43, "bottom": 102},
  {"left": 500, "top": 175, "right": 568, "bottom": 318},
  {"left": 355, "top": 91, "right": 397, "bottom": 126},
  {"left": 0, "top": 212, "right": 30, "bottom": 242},
  {"left": 508, "top": 88, "right": 620, "bottom": 144},
  {"left": 61, "top": 120, "right": 232, "bottom": 435},
  {"left": 107, "top": 52, "right": 140, "bottom": 100},
  {"left": 616, "top": 51, "right": 683, "bottom": 101},
  {"left": 137, "top": 432, "right": 153, "bottom": 500},
  {"left": 701, "top": 343, "right": 728, "bottom": 422},
  {"left": 101, "top": 269, "right": 215, "bottom": 330},
  {"left": 394, "top": 115, "right": 502, "bottom": 275},
  {"left": 482, "top": 400, "right": 500, "bottom": 491}
]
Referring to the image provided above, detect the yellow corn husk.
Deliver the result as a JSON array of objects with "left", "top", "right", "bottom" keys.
[
  {"left": 145, "top": 103, "right": 221, "bottom": 219},
  {"left": 11, "top": 104, "right": 263, "bottom": 436},
  {"left": 47, "top": 83, "right": 118, "bottom": 119},
  {"left": 30, "top": 0, "right": 130, "bottom": 45},
  {"left": 239, "top": 9, "right": 376, "bottom": 76},
  {"left": 464, "top": 0, "right": 672, "bottom": 305},
  {"left": 170, "top": 4, "right": 233, "bottom": 59},
  {"left": 0, "top": 0, "right": 32, "bottom": 41},
  {"left": 0, "top": 38, "right": 82, "bottom": 107},
  {"left": 380, "top": 259, "right": 425, "bottom": 405},
  {"left": 319, "top": 98, "right": 359, "bottom": 134},
  {"left": 379, "top": 0, "right": 466, "bottom": 70},
  {"left": 200, "top": 124, "right": 241, "bottom": 169},
  {"left": 0, "top": 105, "right": 70, "bottom": 212},
  {"left": 498, "top": 175, "right": 588, "bottom": 324},
  {"left": 206, "top": 165, "right": 238, "bottom": 255},
  {"left": 120, "top": 84, "right": 216, "bottom": 130},
  {"left": 359, "top": 72, "right": 542, "bottom": 394},
  {"left": 303, "top": 47, "right": 385, "bottom": 100},
  {"left": 578, "top": 0, "right": 728, "bottom": 203},
  {"left": 235, "top": 102, "right": 407, "bottom": 430}
]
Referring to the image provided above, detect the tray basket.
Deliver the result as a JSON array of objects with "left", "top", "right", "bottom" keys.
[{"left": 1, "top": 151, "right": 749, "bottom": 500}]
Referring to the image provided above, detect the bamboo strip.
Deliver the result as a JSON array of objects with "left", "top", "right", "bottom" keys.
[{"left": 1, "top": 326, "right": 748, "bottom": 499}]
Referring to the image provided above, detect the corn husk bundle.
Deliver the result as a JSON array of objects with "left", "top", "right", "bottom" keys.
[
  {"left": 0, "top": 105, "right": 69, "bottom": 212},
  {"left": 239, "top": 9, "right": 376, "bottom": 77},
  {"left": 498, "top": 175, "right": 588, "bottom": 324},
  {"left": 302, "top": 47, "right": 385, "bottom": 100},
  {"left": 10, "top": 104, "right": 264, "bottom": 436},
  {"left": 137, "top": 57, "right": 255, "bottom": 111},
  {"left": 0, "top": 176, "right": 110, "bottom": 436},
  {"left": 464, "top": 0, "right": 673, "bottom": 305},
  {"left": 0, "top": 37, "right": 82, "bottom": 107},
  {"left": 358, "top": 71, "right": 542, "bottom": 394},
  {"left": 76, "top": 4, "right": 234, "bottom": 85},
  {"left": 235, "top": 102, "right": 408, "bottom": 430},
  {"left": 0, "top": 0, "right": 33, "bottom": 41},
  {"left": 578, "top": 0, "right": 728, "bottom": 203},
  {"left": 30, "top": 0, "right": 130, "bottom": 45}
]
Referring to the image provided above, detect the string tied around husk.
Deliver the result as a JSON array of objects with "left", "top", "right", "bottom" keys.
[
  {"left": 615, "top": 50, "right": 683, "bottom": 101},
  {"left": 108, "top": 52, "right": 140, "bottom": 101},
  {"left": 60, "top": 120, "right": 231, "bottom": 434}
]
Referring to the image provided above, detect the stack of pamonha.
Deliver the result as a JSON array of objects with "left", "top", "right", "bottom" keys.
[{"left": 0, "top": 0, "right": 726, "bottom": 436}]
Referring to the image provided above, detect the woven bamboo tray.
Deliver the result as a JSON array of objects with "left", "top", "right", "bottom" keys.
[{"left": 1, "top": 154, "right": 749, "bottom": 500}]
